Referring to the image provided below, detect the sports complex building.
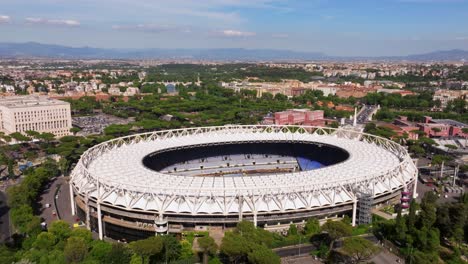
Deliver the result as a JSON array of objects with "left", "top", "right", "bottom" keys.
[{"left": 69, "top": 125, "right": 418, "bottom": 241}]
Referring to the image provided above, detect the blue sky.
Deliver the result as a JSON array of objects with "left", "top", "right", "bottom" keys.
[{"left": 0, "top": 0, "right": 467, "bottom": 56}]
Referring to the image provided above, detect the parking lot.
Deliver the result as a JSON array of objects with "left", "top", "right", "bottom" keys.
[{"left": 72, "top": 113, "right": 133, "bottom": 136}]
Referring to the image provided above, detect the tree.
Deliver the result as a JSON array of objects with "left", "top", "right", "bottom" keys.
[
  {"left": 64, "top": 236, "right": 88, "bottom": 263},
  {"left": 418, "top": 136, "right": 437, "bottom": 146},
  {"left": 9, "top": 132, "right": 31, "bottom": 142},
  {"left": 420, "top": 192, "right": 437, "bottom": 229},
  {"left": 179, "top": 240, "right": 194, "bottom": 260},
  {"left": 48, "top": 220, "right": 72, "bottom": 242},
  {"left": 89, "top": 240, "right": 112, "bottom": 263},
  {"left": 70, "top": 228, "right": 93, "bottom": 244},
  {"left": 431, "top": 154, "right": 451, "bottom": 167},
  {"left": 129, "top": 236, "right": 164, "bottom": 264},
  {"left": 394, "top": 209, "right": 407, "bottom": 243},
  {"left": 322, "top": 220, "right": 352, "bottom": 242},
  {"left": 104, "top": 124, "right": 131, "bottom": 136},
  {"left": 220, "top": 232, "right": 250, "bottom": 263},
  {"left": 431, "top": 127, "right": 441, "bottom": 134},
  {"left": 106, "top": 243, "right": 132, "bottom": 264},
  {"left": 40, "top": 249, "right": 66, "bottom": 264},
  {"left": 70, "top": 127, "right": 81, "bottom": 135},
  {"left": 0, "top": 245, "right": 16, "bottom": 264},
  {"left": 37, "top": 132, "right": 55, "bottom": 143},
  {"left": 288, "top": 224, "right": 298, "bottom": 236},
  {"left": 162, "top": 235, "right": 181, "bottom": 262},
  {"left": 407, "top": 199, "right": 417, "bottom": 233},
  {"left": 33, "top": 232, "right": 57, "bottom": 251},
  {"left": 198, "top": 235, "right": 217, "bottom": 264},
  {"left": 409, "top": 144, "right": 425, "bottom": 156},
  {"left": 25, "top": 130, "right": 40, "bottom": 139},
  {"left": 304, "top": 218, "right": 320, "bottom": 236},
  {"left": 341, "top": 237, "right": 379, "bottom": 264},
  {"left": 247, "top": 244, "right": 280, "bottom": 264},
  {"left": 10, "top": 205, "right": 36, "bottom": 234},
  {"left": 446, "top": 98, "right": 466, "bottom": 114}
]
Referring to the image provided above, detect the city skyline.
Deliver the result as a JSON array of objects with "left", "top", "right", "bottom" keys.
[{"left": 1, "top": 0, "right": 468, "bottom": 56}]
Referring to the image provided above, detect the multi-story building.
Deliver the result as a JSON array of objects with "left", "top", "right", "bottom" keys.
[
  {"left": 380, "top": 116, "right": 420, "bottom": 140},
  {"left": 263, "top": 109, "right": 334, "bottom": 126},
  {"left": 0, "top": 95, "right": 72, "bottom": 138},
  {"left": 433, "top": 89, "right": 468, "bottom": 108},
  {"left": 418, "top": 116, "right": 467, "bottom": 138}
]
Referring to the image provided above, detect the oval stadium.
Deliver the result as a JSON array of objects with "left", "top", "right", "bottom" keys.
[{"left": 69, "top": 125, "right": 418, "bottom": 241}]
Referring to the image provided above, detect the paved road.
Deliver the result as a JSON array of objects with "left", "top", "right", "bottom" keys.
[
  {"left": 0, "top": 191, "right": 11, "bottom": 242},
  {"left": 371, "top": 248, "right": 403, "bottom": 264},
  {"left": 274, "top": 244, "right": 316, "bottom": 257},
  {"left": 281, "top": 255, "right": 323, "bottom": 264},
  {"left": 39, "top": 176, "right": 76, "bottom": 226},
  {"left": 343, "top": 105, "right": 378, "bottom": 126},
  {"left": 357, "top": 105, "right": 378, "bottom": 124}
]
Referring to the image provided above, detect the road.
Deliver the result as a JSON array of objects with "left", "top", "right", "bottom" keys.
[
  {"left": 0, "top": 191, "right": 11, "bottom": 242},
  {"left": 274, "top": 244, "right": 316, "bottom": 257},
  {"left": 39, "top": 176, "right": 76, "bottom": 227},
  {"left": 357, "top": 105, "right": 378, "bottom": 124},
  {"left": 371, "top": 248, "right": 403, "bottom": 264},
  {"left": 343, "top": 105, "right": 378, "bottom": 126}
]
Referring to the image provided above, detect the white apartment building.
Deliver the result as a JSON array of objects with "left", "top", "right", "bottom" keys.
[
  {"left": 0, "top": 96, "right": 72, "bottom": 138},
  {"left": 433, "top": 89, "right": 468, "bottom": 108}
]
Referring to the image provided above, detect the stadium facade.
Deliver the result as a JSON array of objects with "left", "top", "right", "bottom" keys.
[{"left": 69, "top": 125, "right": 418, "bottom": 241}]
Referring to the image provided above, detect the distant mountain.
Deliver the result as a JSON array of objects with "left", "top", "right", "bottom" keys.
[
  {"left": 0, "top": 42, "right": 328, "bottom": 61},
  {"left": 0, "top": 42, "right": 467, "bottom": 61},
  {"left": 0, "top": 42, "right": 111, "bottom": 58},
  {"left": 403, "top": 49, "right": 468, "bottom": 61}
]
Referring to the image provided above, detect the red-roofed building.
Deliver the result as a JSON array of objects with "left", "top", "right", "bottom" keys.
[
  {"left": 263, "top": 109, "right": 334, "bottom": 126},
  {"left": 418, "top": 116, "right": 468, "bottom": 138}
]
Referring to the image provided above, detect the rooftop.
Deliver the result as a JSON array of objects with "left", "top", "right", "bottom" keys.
[
  {"left": 431, "top": 119, "right": 467, "bottom": 127},
  {"left": 0, "top": 95, "right": 69, "bottom": 109}
]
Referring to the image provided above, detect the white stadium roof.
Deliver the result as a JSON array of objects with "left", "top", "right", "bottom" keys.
[{"left": 71, "top": 125, "right": 417, "bottom": 215}]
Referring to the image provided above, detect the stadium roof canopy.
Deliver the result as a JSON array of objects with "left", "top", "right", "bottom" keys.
[{"left": 71, "top": 125, "right": 417, "bottom": 214}]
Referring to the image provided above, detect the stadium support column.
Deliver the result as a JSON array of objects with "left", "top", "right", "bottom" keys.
[
  {"left": 69, "top": 182, "right": 75, "bottom": 216},
  {"left": 253, "top": 211, "right": 257, "bottom": 227},
  {"left": 412, "top": 158, "right": 418, "bottom": 198},
  {"left": 352, "top": 198, "right": 357, "bottom": 227},
  {"left": 97, "top": 201, "right": 103, "bottom": 240},
  {"left": 85, "top": 193, "right": 90, "bottom": 230},
  {"left": 238, "top": 196, "right": 243, "bottom": 221},
  {"left": 412, "top": 175, "right": 418, "bottom": 198}
]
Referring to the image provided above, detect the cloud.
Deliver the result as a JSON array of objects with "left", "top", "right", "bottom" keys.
[
  {"left": 214, "top": 29, "right": 256, "bottom": 37},
  {"left": 272, "top": 33, "right": 288, "bottom": 38},
  {"left": 112, "top": 24, "right": 191, "bottom": 33},
  {"left": 0, "top": 15, "right": 11, "bottom": 24},
  {"left": 88, "top": 0, "right": 286, "bottom": 24},
  {"left": 25, "top": 17, "right": 80, "bottom": 27}
]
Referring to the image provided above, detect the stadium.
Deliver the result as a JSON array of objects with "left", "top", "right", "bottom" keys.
[{"left": 69, "top": 125, "right": 418, "bottom": 241}]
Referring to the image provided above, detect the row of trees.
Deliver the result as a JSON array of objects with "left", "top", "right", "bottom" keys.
[
  {"left": 7, "top": 160, "right": 60, "bottom": 237},
  {"left": 375, "top": 192, "right": 468, "bottom": 263},
  {"left": 375, "top": 108, "right": 467, "bottom": 123},
  {"left": 363, "top": 91, "right": 438, "bottom": 109},
  {"left": 99, "top": 85, "right": 293, "bottom": 135},
  {"left": 0, "top": 131, "right": 55, "bottom": 144},
  {"left": 1, "top": 219, "right": 196, "bottom": 264},
  {"left": 144, "top": 64, "right": 322, "bottom": 83}
]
